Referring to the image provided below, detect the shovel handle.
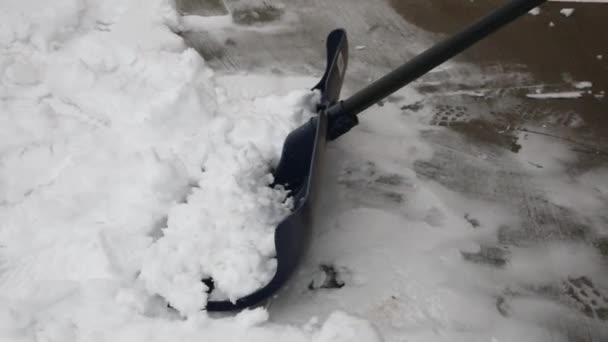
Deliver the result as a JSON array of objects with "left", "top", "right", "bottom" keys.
[{"left": 329, "top": 0, "right": 547, "bottom": 120}]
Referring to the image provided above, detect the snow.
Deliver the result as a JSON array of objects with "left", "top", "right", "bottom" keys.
[
  {"left": 315, "top": 311, "right": 382, "bottom": 342},
  {"left": 526, "top": 91, "right": 583, "bottom": 99},
  {"left": 179, "top": 2, "right": 299, "bottom": 35},
  {"left": 573, "top": 81, "right": 592, "bottom": 89},
  {"left": 139, "top": 84, "right": 320, "bottom": 313},
  {"left": 515, "top": 128, "right": 576, "bottom": 173},
  {"left": 559, "top": 8, "right": 575, "bottom": 17},
  {"left": 0, "top": 298, "right": 379, "bottom": 342},
  {"left": 0, "top": 0, "right": 381, "bottom": 340},
  {"left": 2, "top": 0, "right": 608, "bottom": 341},
  {"left": 528, "top": 7, "right": 541, "bottom": 15}
]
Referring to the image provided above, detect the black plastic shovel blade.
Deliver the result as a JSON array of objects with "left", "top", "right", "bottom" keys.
[{"left": 205, "top": 29, "right": 349, "bottom": 311}]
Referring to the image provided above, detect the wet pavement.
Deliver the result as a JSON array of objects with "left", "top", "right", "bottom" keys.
[
  {"left": 391, "top": 0, "right": 608, "bottom": 254},
  {"left": 392, "top": 2, "right": 608, "bottom": 338},
  {"left": 391, "top": 0, "right": 607, "bottom": 148},
  {"left": 179, "top": 0, "right": 608, "bottom": 340}
]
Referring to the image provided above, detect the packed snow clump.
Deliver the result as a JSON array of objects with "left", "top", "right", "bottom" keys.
[
  {"left": 559, "top": 8, "right": 574, "bottom": 17},
  {"left": 573, "top": 81, "right": 592, "bottom": 89},
  {"left": 0, "top": 0, "right": 383, "bottom": 340}
]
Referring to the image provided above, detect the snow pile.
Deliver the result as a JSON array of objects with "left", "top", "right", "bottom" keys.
[
  {"left": 139, "top": 88, "right": 318, "bottom": 314},
  {"left": 0, "top": 0, "right": 381, "bottom": 340}
]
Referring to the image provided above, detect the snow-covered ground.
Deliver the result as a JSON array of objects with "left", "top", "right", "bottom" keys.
[{"left": 2, "top": 0, "right": 607, "bottom": 341}]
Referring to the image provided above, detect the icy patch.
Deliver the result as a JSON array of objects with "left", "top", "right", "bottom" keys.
[
  {"left": 541, "top": 167, "right": 608, "bottom": 230},
  {"left": 573, "top": 81, "right": 592, "bottom": 89},
  {"left": 526, "top": 91, "right": 583, "bottom": 99},
  {"left": 515, "top": 129, "right": 575, "bottom": 173},
  {"left": 506, "top": 243, "right": 605, "bottom": 287}
]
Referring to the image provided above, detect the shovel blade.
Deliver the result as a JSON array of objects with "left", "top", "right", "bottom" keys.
[{"left": 205, "top": 29, "right": 348, "bottom": 311}]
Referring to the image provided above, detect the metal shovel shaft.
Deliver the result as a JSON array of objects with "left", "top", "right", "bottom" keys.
[{"left": 331, "top": 0, "right": 547, "bottom": 118}]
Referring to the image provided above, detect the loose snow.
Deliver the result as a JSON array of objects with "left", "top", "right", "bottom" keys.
[
  {"left": 559, "top": 8, "right": 575, "bottom": 17},
  {"left": 0, "top": 0, "right": 380, "bottom": 340}
]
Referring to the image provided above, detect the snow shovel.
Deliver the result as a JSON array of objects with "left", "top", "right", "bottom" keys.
[{"left": 205, "top": 0, "right": 547, "bottom": 311}]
